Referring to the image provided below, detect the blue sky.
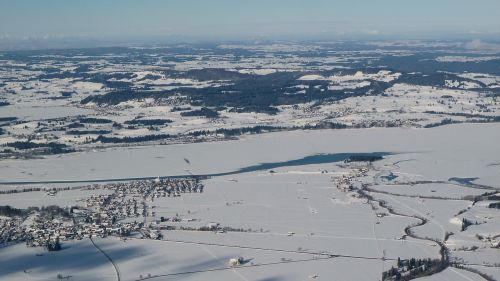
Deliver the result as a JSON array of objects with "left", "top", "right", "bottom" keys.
[{"left": 1, "top": 0, "right": 499, "bottom": 41}]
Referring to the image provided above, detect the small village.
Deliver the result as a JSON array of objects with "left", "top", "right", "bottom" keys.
[
  {"left": 1, "top": 165, "right": 373, "bottom": 251},
  {"left": 0, "top": 178, "right": 205, "bottom": 250}
]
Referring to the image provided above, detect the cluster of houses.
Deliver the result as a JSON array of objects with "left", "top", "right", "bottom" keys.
[
  {"left": 99, "top": 177, "right": 204, "bottom": 200},
  {"left": 0, "top": 178, "right": 205, "bottom": 249},
  {"left": 0, "top": 217, "right": 24, "bottom": 245},
  {"left": 332, "top": 167, "right": 369, "bottom": 192},
  {"left": 0, "top": 203, "right": 143, "bottom": 249},
  {"left": 81, "top": 177, "right": 203, "bottom": 219}
]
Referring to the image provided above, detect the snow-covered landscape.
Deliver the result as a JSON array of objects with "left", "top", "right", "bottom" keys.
[
  {"left": 1, "top": 121, "right": 499, "bottom": 280},
  {"left": 0, "top": 22, "right": 499, "bottom": 281}
]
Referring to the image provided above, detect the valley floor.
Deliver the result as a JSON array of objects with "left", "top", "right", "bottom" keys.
[{"left": 1, "top": 123, "right": 499, "bottom": 281}]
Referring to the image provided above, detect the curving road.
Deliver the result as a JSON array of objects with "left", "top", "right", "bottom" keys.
[{"left": 90, "top": 237, "right": 121, "bottom": 281}]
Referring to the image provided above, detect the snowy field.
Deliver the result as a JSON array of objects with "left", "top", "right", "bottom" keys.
[{"left": 1, "top": 123, "right": 499, "bottom": 281}]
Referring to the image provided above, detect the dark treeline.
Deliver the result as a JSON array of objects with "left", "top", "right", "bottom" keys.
[
  {"left": 124, "top": 119, "right": 173, "bottom": 126},
  {"left": 488, "top": 202, "right": 500, "bottom": 209},
  {"left": 382, "top": 257, "right": 445, "bottom": 281},
  {"left": 0, "top": 186, "right": 76, "bottom": 195},
  {"left": 0, "top": 117, "right": 17, "bottom": 122},
  {"left": 229, "top": 106, "right": 280, "bottom": 115},
  {"left": 189, "top": 122, "right": 349, "bottom": 138},
  {"left": 0, "top": 204, "right": 71, "bottom": 218},
  {"left": 93, "top": 123, "right": 353, "bottom": 144},
  {"left": 81, "top": 90, "right": 146, "bottom": 105},
  {"left": 170, "top": 106, "right": 191, "bottom": 112},
  {"left": 180, "top": 107, "right": 220, "bottom": 118},
  {"left": 0, "top": 187, "right": 43, "bottom": 195},
  {"left": 486, "top": 195, "right": 500, "bottom": 200},
  {"left": 188, "top": 125, "right": 291, "bottom": 137},
  {"left": 0, "top": 205, "right": 70, "bottom": 218},
  {"left": 37, "top": 205, "right": 71, "bottom": 218},
  {"left": 66, "top": 130, "right": 112, "bottom": 135},
  {"left": 67, "top": 122, "right": 85, "bottom": 129},
  {"left": 94, "top": 125, "right": 292, "bottom": 144},
  {"left": 424, "top": 118, "right": 460, "bottom": 128},
  {"left": 425, "top": 111, "right": 500, "bottom": 121},
  {"left": 344, "top": 155, "right": 384, "bottom": 163},
  {"left": 304, "top": 121, "right": 348, "bottom": 130},
  {"left": 77, "top": 117, "right": 113, "bottom": 124},
  {"left": 397, "top": 72, "right": 484, "bottom": 88},
  {"left": 5, "top": 141, "right": 74, "bottom": 154},
  {"left": 425, "top": 116, "right": 500, "bottom": 128},
  {"left": 95, "top": 134, "right": 174, "bottom": 143},
  {"left": 0, "top": 101, "right": 10, "bottom": 106},
  {"left": 0, "top": 205, "right": 25, "bottom": 216}
]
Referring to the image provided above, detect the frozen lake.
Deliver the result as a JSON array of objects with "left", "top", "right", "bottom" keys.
[{"left": 1, "top": 123, "right": 499, "bottom": 188}]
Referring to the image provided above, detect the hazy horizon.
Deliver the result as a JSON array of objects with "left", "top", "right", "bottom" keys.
[{"left": 1, "top": 0, "right": 500, "bottom": 50}]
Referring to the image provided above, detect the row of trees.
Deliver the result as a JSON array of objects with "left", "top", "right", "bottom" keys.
[
  {"left": 0, "top": 205, "right": 70, "bottom": 218},
  {"left": 94, "top": 125, "right": 292, "bottom": 143},
  {"left": 488, "top": 202, "right": 500, "bottom": 209},
  {"left": 4, "top": 141, "right": 74, "bottom": 154},
  {"left": 77, "top": 117, "right": 113, "bottom": 124},
  {"left": 382, "top": 257, "right": 445, "bottom": 281},
  {"left": 0, "top": 205, "right": 25, "bottom": 216},
  {"left": 66, "top": 130, "right": 111, "bottom": 135},
  {"left": 95, "top": 133, "right": 174, "bottom": 143},
  {"left": 124, "top": 119, "right": 173, "bottom": 126},
  {"left": 180, "top": 107, "right": 220, "bottom": 118}
]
